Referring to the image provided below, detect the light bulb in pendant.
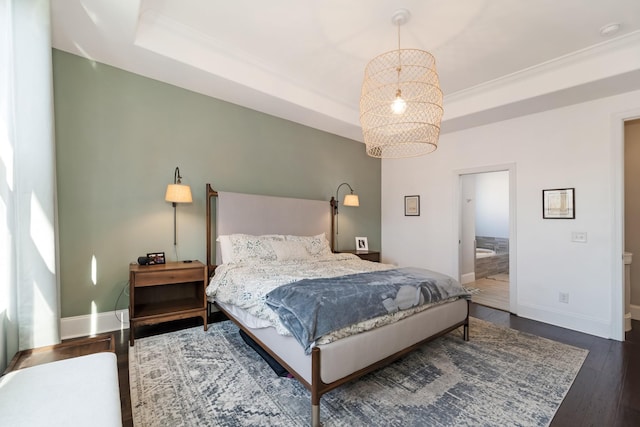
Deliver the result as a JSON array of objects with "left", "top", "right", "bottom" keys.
[{"left": 391, "top": 89, "right": 407, "bottom": 115}]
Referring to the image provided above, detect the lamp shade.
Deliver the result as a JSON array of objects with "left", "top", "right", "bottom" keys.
[
  {"left": 343, "top": 193, "right": 359, "bottom": 207},
  {"left": 359, "top": 9, "right": 443, "bottom": 159},
  {"left": 360, "top": 49, "right": 443, "bottom": 158},
  {"left": 165, "top": 184, "right": 193, "bottom": 203}
]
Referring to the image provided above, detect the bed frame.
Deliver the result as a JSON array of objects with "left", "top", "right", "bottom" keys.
[{"left": 205, "top": 184, "right": 469, "bottom": 426}]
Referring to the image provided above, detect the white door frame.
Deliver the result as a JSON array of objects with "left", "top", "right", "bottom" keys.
[
  {"left": 453, "top": 163, "right": 517, "bottom": 314},
  {"left": 612, "top": 108, "right": 640, "bottom": 341}
]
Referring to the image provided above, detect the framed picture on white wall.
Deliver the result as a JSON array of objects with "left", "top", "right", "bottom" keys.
[
  {"left": 542, "top": 188, "right": 575, "bottom": 219},
  {"left": 405, "top": 195, "right": 420, "bottom": 216}
]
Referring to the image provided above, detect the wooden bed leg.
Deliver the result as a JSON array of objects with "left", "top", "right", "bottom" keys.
[
  {"left": 312, "top": 404, "right": 320, "bottom": 427},
  {"left": 311, "top": 347, "right": 322, "bottom": 426},
  {"left": 463, "top": 299, "right": 470, "bottom": 341}
]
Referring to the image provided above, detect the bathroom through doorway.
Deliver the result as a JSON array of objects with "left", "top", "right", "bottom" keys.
[{"left": 458, "top": 166, "right": 515, "bottom": 312}]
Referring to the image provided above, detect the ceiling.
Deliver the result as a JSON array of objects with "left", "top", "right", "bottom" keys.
[{"left": 51, "top": 0, "right": 640, "bottom": 142}]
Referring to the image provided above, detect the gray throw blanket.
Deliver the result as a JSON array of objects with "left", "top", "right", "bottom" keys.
[{"left": 265, "top": 267, "right": 469, "bottom": 354}]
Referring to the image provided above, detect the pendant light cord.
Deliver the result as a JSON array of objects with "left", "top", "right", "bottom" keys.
[{"left": 396, "top": 21, "right": 402, "bottom": 90}]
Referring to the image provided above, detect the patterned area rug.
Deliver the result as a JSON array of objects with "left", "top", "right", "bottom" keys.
[{"left": 130, "top": 318, "right": 587, "bottom": 427}]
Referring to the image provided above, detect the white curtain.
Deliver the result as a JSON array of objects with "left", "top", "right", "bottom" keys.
[{"left": 0, "top": 0, "right": 59, "bottom": 370}]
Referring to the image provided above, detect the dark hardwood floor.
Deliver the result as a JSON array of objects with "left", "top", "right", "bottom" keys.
[{"left": 111, "top": 304, "right": 640, "bottom": 426}]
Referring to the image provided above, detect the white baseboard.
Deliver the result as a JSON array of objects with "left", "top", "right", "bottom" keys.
[
  {"left": 631, "top": 304, "right": 640, "bottom": 321},
  {"left": 60, "top": 309, "right": 129, "bottom": 340},
  {"left": 517, "top": 303, "right": 611, "bottom": 339},
  {"left": 461, "top": 272, "right": 476, "bottom": 285}
]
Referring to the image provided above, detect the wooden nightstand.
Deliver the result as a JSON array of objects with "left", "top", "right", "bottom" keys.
[
  {"left": 129, "top": 261, "right": 208, "bottom": 346},
  {"left": 338, "top": 250, "right": 381, "bottom": 262}
]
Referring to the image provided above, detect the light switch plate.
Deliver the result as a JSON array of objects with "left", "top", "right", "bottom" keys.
[{"left": 571, "top": 231, "right": 587, "bottom": 243}]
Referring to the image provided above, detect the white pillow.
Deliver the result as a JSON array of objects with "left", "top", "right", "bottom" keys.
[
  {"left": 270, "top": 240, "right": 310, "bottom": 261},
  {"left": 216, "top": 235, "right": 234, "bottom": 264}
]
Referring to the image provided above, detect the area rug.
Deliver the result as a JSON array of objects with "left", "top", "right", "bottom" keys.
[{"left": 130, "top": 318, "right": 587, "bottom": 427}]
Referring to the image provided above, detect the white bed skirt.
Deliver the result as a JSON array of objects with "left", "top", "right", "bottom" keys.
[{"left": 219, "top": 298, "right": 468, "bottom": 384}]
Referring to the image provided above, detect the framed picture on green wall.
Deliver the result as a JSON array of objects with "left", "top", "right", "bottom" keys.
[{"left": 355, "top": 237, "right": 368, "bottom": 251}]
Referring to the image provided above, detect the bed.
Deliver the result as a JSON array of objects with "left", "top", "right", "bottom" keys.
[{"left": 205, "top": 184, "right": 469, "bottom": 426}]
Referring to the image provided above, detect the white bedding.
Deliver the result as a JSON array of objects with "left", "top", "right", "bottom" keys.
[
  {"left": 207, "top": 253, "right": 463, "bottom": 346},
  {"left": 207, "top": 253, "right": 392, "bottom": 333}
]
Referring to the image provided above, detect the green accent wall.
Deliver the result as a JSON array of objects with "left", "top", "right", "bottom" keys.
[{"left": 52, "top": 49, "right": 381, "bottom": 318}]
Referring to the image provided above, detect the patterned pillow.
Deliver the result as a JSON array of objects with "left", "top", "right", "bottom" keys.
[
  {"left": 270, "top": 240, "right": 310, "bottom": 261},
  {"left": 284, "top": 233, "right": 332, "bottom": 257},
  {"left": 228, "top": 234, "right": 284, "bottom": 263}
]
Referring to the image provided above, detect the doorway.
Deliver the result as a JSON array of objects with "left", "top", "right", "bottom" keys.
[
  {"left": 624, "top": 119, "right": 640, "bottom": 333},
  {"left": 457, "top": 164, "right": 516, "bottom": 313},
  {"left": 613, "top": 110, "right": 640, "bottom": 341}
]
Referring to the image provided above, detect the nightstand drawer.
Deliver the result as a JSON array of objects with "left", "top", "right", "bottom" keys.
[
  {"left": 355, "top": 252, "right": 380, "bottom": 262},
  {"left": 133, "top": 268, "right": 203, "bottom": 287},
  {"left": 337, "top": 250, "right": 381, "bottom": 262}
]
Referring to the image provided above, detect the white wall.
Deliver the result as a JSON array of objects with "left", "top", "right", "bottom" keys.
[
  {"left": 381, "top": 89, "right": 640, "bottom": 339},
  {"left": 0, "top": 0, "right": 59, "bottom": 371},
  {"left": 459, "top": 174, "right": 476, "bottom": 282},
  {"left": 475, "top": 171, "right": 509, "bottom": 239}
]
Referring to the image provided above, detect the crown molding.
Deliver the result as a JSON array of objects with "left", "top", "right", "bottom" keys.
[{"left": 442, "top": 30, "right": 640, "bottom": 129}]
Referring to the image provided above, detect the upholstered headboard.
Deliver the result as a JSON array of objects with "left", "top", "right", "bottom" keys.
[{"left": 206, "top": 184, "right": 331, "bottom": 272}]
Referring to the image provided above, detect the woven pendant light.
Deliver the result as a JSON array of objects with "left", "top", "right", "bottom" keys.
[{"left": 359, "top": 9, "right": 443, "bottom": 159}]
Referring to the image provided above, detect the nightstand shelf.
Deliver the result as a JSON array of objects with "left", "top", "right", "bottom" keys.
[
  {"left": 129, "top": 261, "right": 207, "bottom": 346},
  {"left": 338, "top": 250, "right": 381, "bottom": 262},
  {"left": 134, "top": 297, "right": 203, "bottom": 318}
]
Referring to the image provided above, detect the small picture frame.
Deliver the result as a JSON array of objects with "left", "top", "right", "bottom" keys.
[
  {"left": 355, "top": 237, "right": 369, "bottom": 251},
  {"left": 146, "top": 252, "right": 166, "bottom": 265},
  {"left": 543, "top": 188, "right": 575, "bottom": 219},
  {"left": 405, "top": 195, "right": 420, "bottom": 216}
]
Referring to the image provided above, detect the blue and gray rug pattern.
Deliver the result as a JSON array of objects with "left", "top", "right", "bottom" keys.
[{"left": 130, "top": 318, "right": 587, "bottom": 427}]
